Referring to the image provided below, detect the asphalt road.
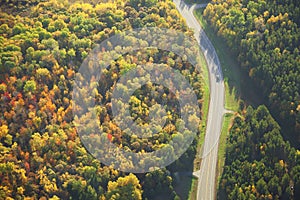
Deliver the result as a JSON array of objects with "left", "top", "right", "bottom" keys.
[{"left": 173, "top": 1, "right": 226, "bottom": 199}]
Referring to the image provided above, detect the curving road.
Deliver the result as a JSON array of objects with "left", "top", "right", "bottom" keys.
[{"left": 173, "top": 1, "right": 226, "bottom": 199}]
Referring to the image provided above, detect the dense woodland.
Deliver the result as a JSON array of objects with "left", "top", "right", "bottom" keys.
[
  {"left": 200, "top": 0, "right": 300, "bottom": 199},
  {"left": 203, "top": 0, "right": 300, "bottom": 141},
  {"left": 0, "top": 0, "right": 204, "bottom": 199},
  {"left": 2, "top": 0, "right": 300, "bottom": 199},
  {"left": 219, "top": 105, "right": 300, "bottom": 199}
]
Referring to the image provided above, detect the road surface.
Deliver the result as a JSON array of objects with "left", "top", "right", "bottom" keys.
[{"left": 173, "top": 1, "right": 226, "bottom": 199}]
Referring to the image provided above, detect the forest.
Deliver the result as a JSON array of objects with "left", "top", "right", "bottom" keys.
[
  {"left": 198, "top": 0, "right": 300, "bottom": 199},
  {"left": 197, "top": 0, "right": 300, "bottom": 199},
  {"left": 2, "top": 0, "right": 300, "bottom": 199},
  {"left": 202, "top": 0, "right": 300, "bottom": 142},
  {"left": 219, "top": 105, "right": 300, "bottom": 199},
  {"left": 0, "top": 0, "right": 204, "bottom": 199}
]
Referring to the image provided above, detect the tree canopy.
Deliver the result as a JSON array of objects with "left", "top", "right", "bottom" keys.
[
  {"left": 0, "top": 0, "right": 203, "bottom": 199},
  {"left": 219, "top": 105, "right": 300, "bottom": 199},
  {"left": 203, "top": 0, "right": 300, "bottom": 141}
]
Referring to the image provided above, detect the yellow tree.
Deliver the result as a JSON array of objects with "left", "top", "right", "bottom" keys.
[{"left": 106, "top": 173, "right": 142, "bottom": 200}]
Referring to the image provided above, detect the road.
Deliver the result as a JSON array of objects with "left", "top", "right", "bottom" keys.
[{"left": 173, "top": 1, "right": 226, "bottom": 199}]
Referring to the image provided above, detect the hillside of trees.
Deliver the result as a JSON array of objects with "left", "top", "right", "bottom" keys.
[
  {"left": 219, "top": 105, "right": 300, "bottom": 199},
  {"left": 202, "top": 0, "right": 300, "bottom": 143},
  {"left": 0, "top": 0, "right": 204, "bottom": 199}
]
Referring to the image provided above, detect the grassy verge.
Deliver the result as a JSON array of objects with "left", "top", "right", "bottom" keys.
[
  {"left": 196, "top": 42, "right": 211, "bottom": 159},
  {"left": 224, "top": 81, "right": 239, "bottom": 112},
  {"left": 188, "top": 177, "right": 198, "bottom": 200},
  {"left": 216, "top": 113, "right": 233, "bottom": 186}
]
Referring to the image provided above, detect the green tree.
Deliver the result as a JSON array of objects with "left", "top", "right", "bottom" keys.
[{"left": 23, "top": 80, "right": 37, "bottom": 93}]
